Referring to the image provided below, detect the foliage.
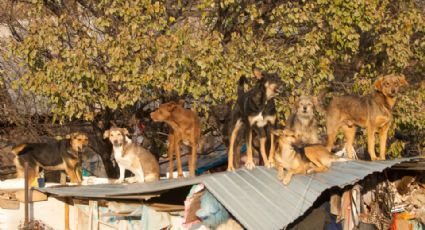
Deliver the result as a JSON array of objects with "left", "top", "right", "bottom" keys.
[{"left": 1, "top": 0, "right": 424, "bottom": 154}]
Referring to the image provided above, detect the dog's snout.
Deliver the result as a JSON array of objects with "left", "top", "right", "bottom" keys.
[
  {"left": 150, "top": 112, "right": 158, "bottom": 121},
  {"left": 303, "top": 106, "right": 307, "bottom": 112}
]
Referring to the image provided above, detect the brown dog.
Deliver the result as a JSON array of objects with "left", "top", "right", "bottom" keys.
[
  {"left": 272, "top": 129, "right": 346, "bottom": 185},
  {"left": 150, "top": 100, "right": 201, "bottom": 178},
  {"left": 325, "top": 74, "right": 408, "bottom": 160},
  {"left": 12, "top": 132, "right": 88, "bottom": 185}
]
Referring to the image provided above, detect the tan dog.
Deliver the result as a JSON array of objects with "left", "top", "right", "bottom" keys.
[
  {"left": 272, "top": 129, "right": 346, "bottom": 185},
  {"left": 286, "top": 95, "right": 320, "bottom": 146},
  {"left": 12, "top": 132, "right": 88, "bottom": 185},
  {"left": 150, "top": 100, "right": 201, "bottom": 178},
  {"left": 325, "top": 74, "right": 408, "bottom": 160},
  {"left": 104, "top": 127, "right": 159, "bottom": 183}
]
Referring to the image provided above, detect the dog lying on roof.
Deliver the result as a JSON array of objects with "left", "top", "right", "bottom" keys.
[
  {"left": 272, "top": 128, "right": 346, "bottom": 185},
  {"left": 11, "top": 132, "right": 89, "bottom": 185}
]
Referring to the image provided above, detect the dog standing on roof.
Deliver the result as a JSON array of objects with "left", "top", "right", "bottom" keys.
[
  {"left": 150, "top": 100, "right": 201, "bottom": 178},
  {"left": 12, "top": 132, "right": 88, "bottom": 185},
  {"left": 227, "top": 67, "right": 284, "bottom": 171},
  {"left": 322, "top": 74, "right": 408, "bottom": 160},
  {"left": 104, "top": 127, "right": 159, "bottom": 183}
]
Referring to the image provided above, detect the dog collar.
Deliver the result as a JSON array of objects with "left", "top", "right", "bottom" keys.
[{"left": 66, "top": 149, "right": 80, "bottom": 159}]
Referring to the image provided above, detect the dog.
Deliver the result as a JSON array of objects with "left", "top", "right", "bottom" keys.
[
  {"left": 286, "top": 95, "right": 320, "bottom": 146},
  {"left": 272, "top": 129, "right": 346, "bottom": 185},
  {"left": 150, "top": 100, "right": 201, "bottom": 178},
  {"left": 11, "top": 132, "right": 88, "bottom": 185},
  {"left": 209, "top": 102, "right": 233, "bottom": 141},
  {"left": 209, "top": 102, "right": 262, "bottom": 169},
  {"left": 324, "top": 74, "right": 408, "bottom": 160},
  {"left": 103, "top": 127, "right": 159, "bottom": 183},
  {"left": 227, "top": 68, "right": 283, "bottom": 171}
]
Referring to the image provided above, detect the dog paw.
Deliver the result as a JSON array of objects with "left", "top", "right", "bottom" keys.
[
  {"left": 282, "top": 177, "right": 291, "bottom": 185},
  {"left": 245, "top": 161, "right": 256, "bottom": 170},
  {"left": 277, "top": 173, "right": 284, "bottom": 181},
  {"left": 266, "top": 161, "right": 275, "bottom": 168},
  {"left": 127, "top": 177, "right": 141, "bottom": 183},
  {"left": 227, "top": 166, "right": 236, "bottom": 172},
  {"left": 115, "top": 179, "right": 124, "bottom": 184}
]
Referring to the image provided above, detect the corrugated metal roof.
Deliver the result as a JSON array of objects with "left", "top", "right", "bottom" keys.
[
  {"left": 203, "top": 158, "right": 417, "bottom": 230},
  {"left": 36, "top": 157, "right": 421, "bottom": 229},
  {"left": 37, "top": 174, "right": 207, "bottom": 198}
]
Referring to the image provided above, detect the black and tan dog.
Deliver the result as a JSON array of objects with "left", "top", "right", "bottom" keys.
[
  {"left": 324, "top": 74, "right": 408, "bottom": 160},
  {"left": 227, "top": 68, "right": 283, "bottom": 171},
  {"left": 11, "top": 132, "right": 89, "bottom": 185}
]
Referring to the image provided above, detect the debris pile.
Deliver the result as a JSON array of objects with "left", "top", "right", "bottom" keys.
[
  {"left": 358, "top": 174, "right": 425, "bottom": 230},
  {"left": 392, "top": 175, "right": 425, "bottom": 224}
]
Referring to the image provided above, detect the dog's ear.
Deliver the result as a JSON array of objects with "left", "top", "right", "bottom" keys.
[
  {"left": 271, "top": 129, "right": 284, "bottom": 136},
  {"left": 252, "top": 67, "right": 263, "bottom": 79},
  {"left": 120, "top": 128, "right": 129, "bottom": 136},
  {"left": 374, "top": 77, "right": 384, "bottom": 91},
  {"left": 284, "top": 129, "right": 297, "bottom": 137},
  {"left": 65, "top": 133, "right": 80, "bottom": 139},
  {"left": 178, "top": 99, "right": 185, "bottom": 106},
  {"left": 293, "top": 96, "right": 300, "bottom": 108},
  {"left": 165, "top": 102, "right": 177, "bottom": 112},
  {"left": 103, "top": 130, "right": 110, "bottom": 139},
  {"left": 398, "top": 75, "right": 408, "bottom": 86},
  {"left": 312, "top": 96, "right": 318, "bottom": 108}
]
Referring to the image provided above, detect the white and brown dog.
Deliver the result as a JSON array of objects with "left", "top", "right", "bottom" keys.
[{"left": 104, "top": 127, "right": 160, "bottom": 183}]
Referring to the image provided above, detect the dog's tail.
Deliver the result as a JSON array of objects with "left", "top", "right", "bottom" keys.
[
  {"left": 314, "top": 89, "right": 330, "bottom": 114},
  {"left": 11, "top": 144, "right": 27, "bottom": 155},
  {"left": 331, "top": 155, "right": 351, "bottom": 162},
  {"left": 238, "top": 75, "right": 248, "bottom": 96}
]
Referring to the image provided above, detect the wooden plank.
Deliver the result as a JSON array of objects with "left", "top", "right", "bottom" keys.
[
  {"left": 0, "top": 198, "right": 20, "bottom": 209},
  {"left": 88, "top": 200, "right": 99, "bottom": 230},
  {"left": 65, "top": 202, "right": 70, "bottom": 230},
  {"left": 147, "top": 203, "right": 185, "bottom": 212},
  {"left": 105, "top": 194, "right": 160, "bottom": 200},
  {"left": 392, "top": 166, "right": 425, "bottom": 171},
  {"left": 24, "top": 162, "right": 29, "bottom": 229},
  {"left": 15, "top": 190, "right": 48, "bottom": 202}
]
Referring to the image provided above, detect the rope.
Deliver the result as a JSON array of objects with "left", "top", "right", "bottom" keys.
[
  {"left": 283, "top": 175, "right": 314, "bottom": 230},
  {"left": 296, "top": 175, "right": 314, "bottom": 216}
]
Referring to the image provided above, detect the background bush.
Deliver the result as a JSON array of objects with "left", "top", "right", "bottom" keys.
[{"left": 0, "top": 0, "right": 424, "bottom": 156}]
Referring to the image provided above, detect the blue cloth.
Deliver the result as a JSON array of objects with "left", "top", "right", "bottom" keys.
[
  {"left": 196, "top": 190, "right": 230, "bottom": 228},
  {"left": 241, "top": 144, "right": 247, "bottom": 153}
]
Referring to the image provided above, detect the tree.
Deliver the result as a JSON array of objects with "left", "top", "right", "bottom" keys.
[{"left": 1, "top": 0, "right": 424, "bottom": 157}]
